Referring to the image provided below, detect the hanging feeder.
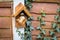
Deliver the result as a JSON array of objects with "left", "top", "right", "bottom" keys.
[{"left": 13, "top": 3, "right": 31, "bottom": 28}]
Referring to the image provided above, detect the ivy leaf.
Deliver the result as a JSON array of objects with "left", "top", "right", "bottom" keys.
[
  {"left": 43, "top": 37, "right": 50, "bottom": 40},
  {"left": 55, "top": 28, "right": 60, "bottom": 33},
  {"left": 28, "top": 4, "right": 32, "bottom": 9},
  {"left": 36, "top": 26, "right": 42, "bottom": 30},
  {"left": 52, "top": 22, "right": 57, "bottom": 28},
  {"left": 28, "top": 16, "right": 34, "bottom": 21},
  {"left": 40, "top": 9, "right": 46, "bottom": 17},
  {"left": 57, "top": 7, "right": 60, "bottom": 13},
  {"left": 26, "top": 21, "right": 32, "bottom": 26},
  {"left": 49, "top": 31, "right": 55, "bottom": 36},
  {"left": 41, "top": 20, "right": 45, "bottom": 25},
  {"left": 27, "top": 31, "right": 31, "bottom": 35},
  {"left": 41, "top": 12, "right": 46, "bottom": 17},
  {"left": 41, "top": 30, "right": 46, "bottom": 35},
  {"left": 37, "top": 34, "right": 42, "bottom": 39},
  {"left": 30, "top": 25, "right": 34, "bottom": 31},
  {"left": 25, "top": 0, "right": 32, "bottom": 10},
  {"left": 24, "top": 31, "right": 28, "bottom": 34},
  {"left": 17, "top": 31, "right": 21, "bottom": 36},
  {"left": 57, "top": 19, "right": 60, "bottom": 23},
  {"left": 16, "top": 29, "right": 21, "bottom": 36},
  {"left": 54, "top": 15, "right": 59, "bottom": 20},
  {"left": 37, "top": 16, "right": 42, "bottom": 21},
  {"left": 25, "top": 28, "right": 29, "bottom": 31},
  {"left": 52, "top": 36, "right": 57, "bottom": 40}
]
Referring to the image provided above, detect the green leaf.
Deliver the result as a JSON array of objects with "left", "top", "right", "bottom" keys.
[
  {"left": 24, "top": 31, "right": 27, "bottom": 34},
  {"left": 28, "top": 16, "right": 34, "bottom": 21},
  {"left": 40, "top": 9, "right": 46, "bottom": 17},
  {"left": 57, "top": 19, "right": 60, "bottom": 23},
  {"left": 26, "top": 21, "right": 32, "bottom": 26},
  {"left": 37, "top": 34, "right": 42, "bottom": 39},
  {"left": 55, "top": 28, "right": 60, "bottom": 33},
  {"left": 37, "top": 16, "right": 42, "bottom": 21},
  {"left": 27, "top": 31, "right": 31, "bottom": 35},
  {"left": 17, "top": 31, "right": 21, "bottom": 36},
  {"left": 36, "top": 26, "right": 42, "bottom": 30},
  {"left": 25, "top": 28, "right": 29, "bottom": 31},
  {"left": 57, "top": 7, "right": 60, "bottom": 13},
  {"left": 41, "top": 30, "right": 46, "bottom": 35},
  {"left": 25, "top": 0, "right": 33, "bottom": 10},
  {"left": 30, "top": 16, "right": 34, "bottom": 20},
  {"left": 52, "top": 36, "right": 57, "bottom": 40},
  {"left": 49, "top": 31, "right": 55, "bottom": 36},
  {"left": 30, "top": 25, "right": 34, "bottom": 31},
  {"left": 41, "top": 20, "right": 45, "bottom": 25},
  {"left": 41, "top": 12, "right": 46, "bottom": 17},
  {"left": 43, "top": 37, "right": 50, "bottom": 40},
  {"left": 54, "top": 15, "right": 59, "bottom": 20},
  {"left": 52, "top": 22, "right": 57, "bottom": 28}
]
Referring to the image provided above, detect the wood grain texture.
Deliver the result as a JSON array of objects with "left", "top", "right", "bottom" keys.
[
  {"left": 32, "top": 36, "right": 60, "bottom": 40},
  {"left": 0, "top": 38, "right": 12, "bottom": 40},
  {"left": 0, "top": 1, "right": 13, "bottom": 40},
  {"left": 31, "top": 13, "right": 56, "bottom": 22},
  {"left": 30, "top": 3, "right": 59, "bottom": 14},
  {"left": 0, "top": 29, "right": 12, "bottom": 37},
  {"left": 32, "top": 0, "right": 60, "bottom": 3},
  {"left": 0, "top": 8, "right": 11, "bottom": 16},
  {"left": 31, "top": 29, "right": 60, "bottom": 37},
  {"left": 0, "top": 0, "right": 13, "bottom": 2},
  {"left": 0, "top": 17, "right": 12, "bottom": 28},
  {"left": 0, "top": 2, "right": 13, "bottom": 7},
  {"left": 14, "top": 3, "right": 31, "bottom": 17},
  {"left": 30, "top": 2, "right": 60, "bottom": 40}
]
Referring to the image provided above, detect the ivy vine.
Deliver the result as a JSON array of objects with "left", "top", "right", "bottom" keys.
[{"left": 25, "top": 0, "right": 33, "bottom": 10}]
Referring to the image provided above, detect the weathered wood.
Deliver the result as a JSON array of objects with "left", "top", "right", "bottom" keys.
[
  {"left": 0, "top": 2, "right": 13, "bottom": 40},
  {"left": 0, "top": 29, "right": 12, "bottom": 37},
  {"left": 32, "top": 36, "right": 60, "bottom": 40},
  {"left": 0, "top": 2, "right": 13, "bottom": 7},
  {"left": 0, "top": 0, "right": 13, "bottom": 2},
  {"left": 32, "top": 21, "right": 60, "bottom": 29},
  {"left": 0, "top": 17, "right": 12, "bottom": 28},
  {"left": 28, "top": 1, "right": 60, "bottom": 40},
  {"left": 0, "top": 8, "right": 11, "bottom": 16},
  {"left": 30, "top": 3, "right": 59, "bottom": 14},
  {"left": 31, "top": 29, "right": 60, "bottom": 37},
  {"left": 32, "top": 21, "right": 50, "bottom": 28},
  {"left": 14, "top": 3, "right": 31, "bottom": 17},
  {"left": 32, "top": 0, "right": 60, "bottom": 3},
  {"left": 0, "top": 38, "right": 12, "bottom": 40},
  {"left": 31, "top": 13, "right": 56, "bottom": 21}
]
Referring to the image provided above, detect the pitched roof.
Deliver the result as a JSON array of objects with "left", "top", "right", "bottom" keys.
[{"left": 13, "top": 3, "right": 31, "bottom": 17}]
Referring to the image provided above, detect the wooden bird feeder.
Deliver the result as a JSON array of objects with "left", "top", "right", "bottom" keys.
[{"left": 13, "top": 3, "right": 31, "bottom": 28}]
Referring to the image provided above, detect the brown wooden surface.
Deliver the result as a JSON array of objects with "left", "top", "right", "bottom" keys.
[
  {"left": 0, "top": 38, "right": 12, "bottom": 40},
  {"left": 0, "top": 2, "right": 13, "bottom": 7},
  {"left": 30, "top": 3, "right": 59, "bottom": 14},
  {"left": 0, "top": 17, "right": 12, "bottom": 28},
  {"left": 31, "top": 13, "right": 56, "bottom": 21},
  {"left": 0, "top": 2, "right": 13, "bottom": 40},
  {"left": 32, "top": 0, "right": 60, "bottom": 3},
  {"left": 30, "top": 2, "right": 60, "bottom": 40},
  {"left": 32, "top": 36, "right": 60, "bottom": 40},
  {"left": 0, "top": 8, "right": 11, "bottom": 16},
  {"left": 15, "top": 3, "right": 31, "bottom": 17},
  {"left": 0, "top": 0, "right": 13, "bottom": 2},
  {"left": 0, "top": 29, "right": 12, "bottom": 37}
]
